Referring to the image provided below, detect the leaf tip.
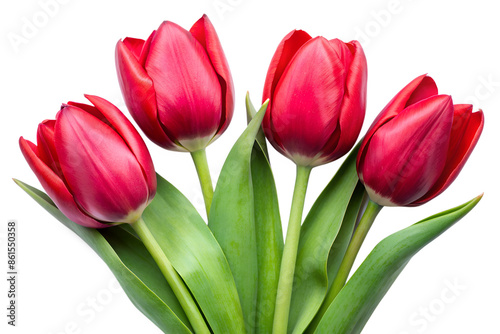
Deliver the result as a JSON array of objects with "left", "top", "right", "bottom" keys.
[{"left": 262, "top": 98, "right": 270, "bottom": 109}]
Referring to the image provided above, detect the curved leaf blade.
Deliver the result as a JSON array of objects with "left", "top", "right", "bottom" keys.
[
  {"left": 326, "top": 184, "right": 365, "bottom": 289},
  {"left": 14, "top": 179, "right": 192, "bottom": 334},
  {"left": 314, "top": 195, "right": 482, "bottom": 334},
  {"left": 246, "top": 92, "right": 269, "bottom": 159},
  {"left": 248, "top": 96, "right": 283, "bottom": 334},
  {"left": 142, "top": 174, "right": 246, "bottom": 334},
  {"left": 289, "top": 145, "right": 360, "bottom": 334},
  {"left": 208, "top": 102, "right": 268, "bottom": 333}
]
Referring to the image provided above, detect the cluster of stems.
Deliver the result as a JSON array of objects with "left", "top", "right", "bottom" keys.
[
  {"left": 132, "top": 146, "right": 383, "bottom": 334},
  {"left": 272, "top": 165, "right": 382, "bottom": 334}
]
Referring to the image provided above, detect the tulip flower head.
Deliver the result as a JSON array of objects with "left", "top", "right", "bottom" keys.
[
  {"left": 19, "top": 95, "right": 157, "bottom": 228},
  {"left": 262, "top": 30, "right": 367, "bottom": 167},
  {"left": 116, "top": 15, "right": 234, "bottom": 152},
  {"left": 357, "top": 74, "right": 484, "bottom": 206}
]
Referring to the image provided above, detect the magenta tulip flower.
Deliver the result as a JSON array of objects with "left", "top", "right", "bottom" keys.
[
  {"left": 357, "top": 74, "right": 484, "bottom": 206},
  {"left": 115, "top": 15, "right": 234, "bottom": 152},
  {"left": 19, "top": 95, "right": 156, "bottom": 228},
  {"left": 262, "top": 30, "right": 367, "bottom": 167}
]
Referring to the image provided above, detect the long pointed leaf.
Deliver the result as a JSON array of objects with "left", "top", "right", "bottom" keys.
[
  {"left": 326, "top": 184, "right": 365, "bottom": 289},
  {"left": 142, "top": 174, "right": 246, "bottom": 334},
  {"left": 289, "top": 145, "right": 360, "bottom": 334},
  {"left": 305, "top": 184, "right": 365, "bottom": 332},
  {"left": 208, "top": 101, "right": 268, "bottom": 333},
  {"left": 246, "top": 92, "right": 269, "bottom": 159},
  {"left": 247, "top": 95, "right": 283, "bottom": 333},
  {"left": 14, "top": 179, "right": 192, "bottom": 334},
  {"left": 314, "top": 195, "right": 482, "bottom": 334}
]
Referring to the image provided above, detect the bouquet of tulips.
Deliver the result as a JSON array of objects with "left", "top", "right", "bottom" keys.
[{"left": 16, "top": 15, "right": 484, "bottom": 334}]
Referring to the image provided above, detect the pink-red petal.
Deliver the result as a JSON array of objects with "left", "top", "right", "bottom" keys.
[
  {"left": 54, "top": 105, "right": 149, "bottom": 223},
  {"left": 36, "top": 120, "right": 63, "bottom": 178},
  {"left": 190, "top": 14, "right": 234, "bottom": 137},
  {"left": 138, "top": 31, "right": 156, "bottom": 68},
  {"left": 67, "top": 101, "right": 115, "bottom": 129},
  {"left": 357, "top": 74, "right": 438, "bottom": 171},
  {"left": 262, "top": 30, "right": 312, "bottom": 142},
  {"left": 328, "top": 40, "right": 367, "bottom": 162},
  {"left": 413, "top": 108, "right": 484, "bottom": 205},
  {"left": 116, "top": 39, "right": 177, "bottom": 150},
  {"left": 84, "top": 95, "right": 156, "bottom": 203},
  {"left": 123, "top": 37, "right": 145, "bottom": 61},
  {"left": 19, "top": 137, "right": 108, "bottom": 228},
  {"left": 262, "top": 30, "right": 312, "bottom": 104}
]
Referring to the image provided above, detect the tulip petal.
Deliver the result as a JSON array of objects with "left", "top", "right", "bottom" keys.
[
  {"left": 190, "top": 14, "right": 234, "bottom": 138},
  {"left": 19, "top": 137, "right": 108, "bottom": 228},
  {"left": 405, "top": 76, "right": 438, "bottom": 107},
  {"left": 322, "top": 40, "right": 367, "bottom": 163},
  {"left": 414, "top": 107, "right": 484, "bottom": 205},
  {"left": 270, "top": 37, "right": 346, "bottom": 165},
  {"left": 361, "top": 95, "right": 454, "bottom": 206},
  {"left": 146, "top": 21, "right": 222, "bottom": 151},
  {"left": 116, "top": 40, "right": 178, "bottom": 150},
  {"left": 36, "top": 120, "right": 64, "bottom": 179},
  {"left": 123, "top": 37, "right": 145, "bottom": 61},
  {"left": 262, "top": 30, "right": 312, "bottom": 104},
  {"left": 67, "top": 101, "right": 116, "bottom": 130},
  {"left": 84, "top": 95, "right": 157, "bottom": 203},
  {"left": 358, "top": 74, "right": 438, "bottom": 171},
  {"left": 55, "top": 105, "right": 149, "bottom": 223},
  {"left": 262, "top": 30, "right": 312, "bottom": 151},
  {"left": 138, "top": 30, "right": 156, "bottom": 68},
  {"left": 446, "top": 104, "right": 474, "bottom": 158}
]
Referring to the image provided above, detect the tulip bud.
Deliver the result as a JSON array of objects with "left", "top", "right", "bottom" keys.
[
  {"left": 262, "top": 30, "right": 367, "bottom": 167},
  {"left": 357, "top": 74, "right": 484, "bottom": 206},
  {"left": 115, "top": 15, "right": 234, "bottom": 152},
  {"left": 19, "top": 95, "right": 156, "bottom": 227}
]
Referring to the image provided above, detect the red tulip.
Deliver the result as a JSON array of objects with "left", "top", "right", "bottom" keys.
[
  {"left": 262, "top": 30, "right": 367, "bottom": 167},
  {"left": 115, "top": 15, "right": 234, "bottom": 152},
  {"left": 19, "top": 95, "right": 156, "bottom": 228},
  {"left": 357, "top": 74, "right": 484, "bottom": 206}
]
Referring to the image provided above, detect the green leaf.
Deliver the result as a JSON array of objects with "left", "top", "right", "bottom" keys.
[
  {"left": 247, "top": 95, "right": 283, "bottom": 333},
  {"left": 314, "top": 195, "right": 483, "bottom": 334},
  {"left": 288, "top": 145, "right": 360, "bottom": 334},
  {"left": 142, "top": 174, "right": 246, "bottom": 334},
  {"left": 246, "top": 92, "right": 269, "bottom": 159},
  {"left": 208, "top": 101, "right": 268, "bottom": 333},
  {"left": 326, "top": 184, "right": 365, "bottom": 289},
  {"left": 306, "top": 184, "right": 365, "bottom": 332},
  {"left": 14, "top": 179, "right": 192, "bottom": 334}
]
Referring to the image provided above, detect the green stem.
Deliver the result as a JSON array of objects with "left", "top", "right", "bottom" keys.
[
  {"left": 131, "top": 217, "right": 210, "bottom": 334},
  {"left": 190, "top": 149, "right": 214, "bottom": 217},
  {"left": 272, "top": 165, "right": 312, "bottom": 334},
  {"left": 318, "top": 200, "right": 382, "bottom": 322}
]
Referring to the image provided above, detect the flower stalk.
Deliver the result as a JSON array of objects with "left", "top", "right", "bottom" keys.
[
  {"left": 191, "top": 148, "right": 214, "bottom": 216},
  {"left": 131, "top": 217, "right": 210, "bottom": 334},
  {"left": 328, "top": 201, "right": 382, "bottom": 305},
  {"left": 273, "top": 165, "right": 312, "bottom": 334}
]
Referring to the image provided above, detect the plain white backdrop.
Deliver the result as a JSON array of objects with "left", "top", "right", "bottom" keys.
[{"left": 1, "top": 0, "right": 499, "bottom": 333}]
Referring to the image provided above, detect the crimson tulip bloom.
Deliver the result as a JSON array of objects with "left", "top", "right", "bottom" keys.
[
  {"left": 262, "top": 30, "right": 367, "bottom": 167},
  {"left": 357, "top": 74, "right": 484, "bottom": 206},
  {"left": 19, "top": 95, "right": 156, "bottom": 228},
  {"left": 115, "top": 15, "right": 234, "bottom": 152}
]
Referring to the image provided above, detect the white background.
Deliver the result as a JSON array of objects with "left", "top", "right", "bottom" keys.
[{"left": 1, "top": 0, "right": 499, "bottom": 333}]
